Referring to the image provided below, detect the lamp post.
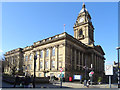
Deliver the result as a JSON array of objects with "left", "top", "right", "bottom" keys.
[
  {"left": 117, "top": 47, "right": 120, "bottom": 88},
  {"left": 33, "top": 53, "right": 37, "bottom": 88}
]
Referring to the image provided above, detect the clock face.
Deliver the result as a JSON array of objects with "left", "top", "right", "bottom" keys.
[{"left": 79, "top": 18, "right": 84, "bottom": 22}]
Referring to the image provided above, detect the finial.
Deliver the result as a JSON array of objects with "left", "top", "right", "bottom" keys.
[{"left": 82, "top": 2, "right": 85, "bottom": 8}]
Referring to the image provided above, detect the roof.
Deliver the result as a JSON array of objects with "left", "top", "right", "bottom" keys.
[
  {"left": 94, "top": 45, "right": 105, "bottom": 55},
  {"left": 79, "top": 3, "right": 88, "bottom": 14}
]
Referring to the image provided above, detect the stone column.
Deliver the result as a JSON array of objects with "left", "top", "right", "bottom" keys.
[
  {"left": 48, "top": 47, "right": 51, "bottom": 70},
  {"left": 62, "top": 43, "right": 65, "bottom": 69},
  {"left": 91, "top": 53, "right": 93, "bottom": 68},
  {"left": 82, "top": 52, "right": 84, "bottom": 70},
  {"left": 95, "top": 55, "right": 97, "bottom": 71},
  {"left": 43, "top": 49, "right": 45, "bottom": 70},
  {"left": 55, "top": 45, "right": 59, "bottom": 70},
  {"left": 38, "top": 50, "right": 40, "bottom": 71},
  {"left": 93, "top": 53, "right": 95, "bottom": 70},
  {"left": 74, "top": 49, "right": 76, "bottom": 70},
  {"left": 71, "top": 47, "right": 73, "bottom": 70},
  {"left": 98, "top": 56, "right": 100, "bottom": 72},
  {"left": 78, "top": 51, "right": 80, "bottom": 70}
]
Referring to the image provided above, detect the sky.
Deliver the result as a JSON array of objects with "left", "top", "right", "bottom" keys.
[{"left": 1, "top": 2, "right": 118, "bottom": 65}]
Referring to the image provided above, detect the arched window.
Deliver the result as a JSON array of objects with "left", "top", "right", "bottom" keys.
[
  {"left": 79, "top": 30, "right": 83, "bottom": 36},
  {"left": 52, "top": 47, "right": 55, "bottom": 56}
]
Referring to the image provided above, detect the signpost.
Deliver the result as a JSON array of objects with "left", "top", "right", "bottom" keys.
[
  {"left": 73, "top": 75, "right": 82, "bottom": 80},
  {"left": 59, "top": 67, "right": 63, "bottom": 88},
  {"left": 105, "top": 65, "right": 113, "bottom": 88},
  {"left": 73, "top": 75, "right": 82, "bottom": 83}
]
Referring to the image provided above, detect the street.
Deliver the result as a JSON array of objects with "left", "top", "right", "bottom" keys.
[{"left": 2, "top": 80, "right": 118, "bottom": 88}]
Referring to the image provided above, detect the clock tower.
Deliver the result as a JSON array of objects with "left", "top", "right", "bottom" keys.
[{"left": 73, "top": 3, "right": 94, "bottom": 47}]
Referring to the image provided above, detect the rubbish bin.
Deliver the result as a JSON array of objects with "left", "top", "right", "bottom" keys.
[{"left": 69, "top": 77, "right": 72, "bottom": 82}]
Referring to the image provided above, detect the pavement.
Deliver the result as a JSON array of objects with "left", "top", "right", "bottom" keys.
[{"left": 2, "top": 80, "right": 118, "bottom": 88}]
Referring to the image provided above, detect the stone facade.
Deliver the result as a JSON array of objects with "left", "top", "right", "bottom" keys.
[{"left": 4, "top": 3, "right": 105, "bottom": 82}]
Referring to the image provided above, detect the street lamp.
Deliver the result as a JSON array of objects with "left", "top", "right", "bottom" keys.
[
  {"left": 116, "top": 47, "right": 120, "bottom": 88},
  {"left": 33, "top": 53, "right": 37, "bottom": 88}
]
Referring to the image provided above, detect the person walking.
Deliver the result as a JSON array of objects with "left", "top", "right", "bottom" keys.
[
  {"left": 24, "top": 75, "right": 29, "bottom": 88},
  {"left": 86, "top": 80, "right": 90, "bottom": 88},
  {"left": 14, "top": 75, "right": 19, "bottom": 88}
]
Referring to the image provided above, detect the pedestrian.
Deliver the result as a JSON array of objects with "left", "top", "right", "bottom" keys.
[
  {"left": 14, "top": 75, "right": 19, "bottom": 88},
  {"left": 86, "top": 80, "right": 90, "bottom": 88},
  {"left": 31, "top": 75, "right": 34, "bottom": 87},
  {"left": 24, "top": 75, "right": 29, "bottom": 88},
  {"left": 84, "top": 80, "right": 87, "bottom": 86}
]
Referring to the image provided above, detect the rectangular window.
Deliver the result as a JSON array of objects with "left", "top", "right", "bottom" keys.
[
  {"left": 40, "top": 62, "right": 43, "bottom": 69},
  {"left": 36, "top": 51, "right": 39, "bottom": 58},
  {"left": 29, "top": 54, "right": 32, "bottom": 60},
  {"left": 52, "top": 47, "right": 55, "bottom": 56},
  {"left": 52, "top": 60, "right": 55, "bottom": 68},
  {"left": 25, "top": 56, "right": 28, "bottom": 61},
  {"left": 40, "top": 50, "right": 43, "bottom": 58},
  {"left": 46, "top": 49, "right": 49, "bottom": 57},
  {"left": 28, "top": 64, "right": 31, "bottom": 70},
  {"left": 39, "top": 73, "right": 41, "bottom": 77},
  {"left": 59, "top": 61, "right": 62, "bottom": 68},
  {"left": 25, "top": 66, "right": 27, "bottom": 70},
  {"left": 45, "top": 61, "right": 48, "bottom": 69}
]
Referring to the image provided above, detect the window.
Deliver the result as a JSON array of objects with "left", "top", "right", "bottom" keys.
[
  {"left": 40, "top": 50, "right": 43, "bottom": 58},
  {"left": 52, "top": 47, "right": 55, "bottom": 56},
  {"left": 45, "top": 61, "right": 48, "bottom": 69},
  {"left": 36, "top": 51, "right": 39, "bottom": 58},
  {"left": 46, "top": 49, "right": 49, "bottom": 57},
  {"left": 25, "top": 56, "right": 28, "bottom": 61},
  {"left": 28, "top": 64, "right": 31, "bottom": 70},
  {"left": 39, "top": 73, "right": 41, "bottom": 77},
  {"left": 40, "top": 62, "right": 43, "bottom": 69},
  {"left": 25, "top": 66, "right": 27, "bottom": 70},
  {"left": 79, "top": 30, "right": 83, "bottom": 36},
  {"left": 29, "top": 54, "right": 32, "bottom": 60},
  {"left": 59, "top": 61, "right": 62, "bottom": 68},
  {"left": 51, "top": 60, "right": 55, "bottom": 68}
]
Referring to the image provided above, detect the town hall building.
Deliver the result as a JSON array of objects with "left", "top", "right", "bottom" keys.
[{"left": 4, "top": 3, "right": 105, "bottom": 82}]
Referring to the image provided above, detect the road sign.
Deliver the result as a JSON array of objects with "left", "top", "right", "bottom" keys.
[
  {"left": 59, "top": 68, "right": 63, "bottom": 72},
  {"left": 73, "top": 75, "right": 82, "bottom": 80},
  {"left": 90, "top": 71, "right": 94, "bottom": 75},
  {"left": 105, "top": 65, "right": 113, "bottom": 75},
  {"left": 59, "top": 73, "right": 64, "bottom": 78},
  {"left": 89, "top": 72, "right": 92, "bottom": 77}
]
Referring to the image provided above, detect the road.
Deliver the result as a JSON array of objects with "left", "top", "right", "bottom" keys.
[{"left": 2, "top": 80, "right": 118, "bottom": 88}]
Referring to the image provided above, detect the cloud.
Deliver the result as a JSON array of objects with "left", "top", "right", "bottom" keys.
[{"left": 0, "top": 49, "right": 3, "bottom": 53}]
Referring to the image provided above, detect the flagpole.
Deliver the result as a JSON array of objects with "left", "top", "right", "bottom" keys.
[{"left": 64, "top": 24, "right": 65, "bottom": 32}]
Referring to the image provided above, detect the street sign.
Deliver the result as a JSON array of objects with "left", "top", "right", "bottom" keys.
[
  {"left": 59, "top": 68, "right": 63, "bottom": 72},
  {"left": 89, "top": 72, "right": 92, "bottom": 77},
  {"left": 59, "top": 73, "right": 64, "bottom": 78},
  {"left": 105, "top": 65, "right": 113, "bottom": 75},
  {"left": 90, "top": 71, "right": 94, "bottom": 75},
  {"left": 73, "top": 75, "right": 82, "bottom": 80}
]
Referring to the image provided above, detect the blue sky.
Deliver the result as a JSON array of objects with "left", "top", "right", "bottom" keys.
[{"left": 2, "top": 2, "right": 118, "bottom": 65}]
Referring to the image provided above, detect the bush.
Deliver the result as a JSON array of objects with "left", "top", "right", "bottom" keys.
[{"left": 98, "top": 77, "right": 102, "bottom": 82}]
